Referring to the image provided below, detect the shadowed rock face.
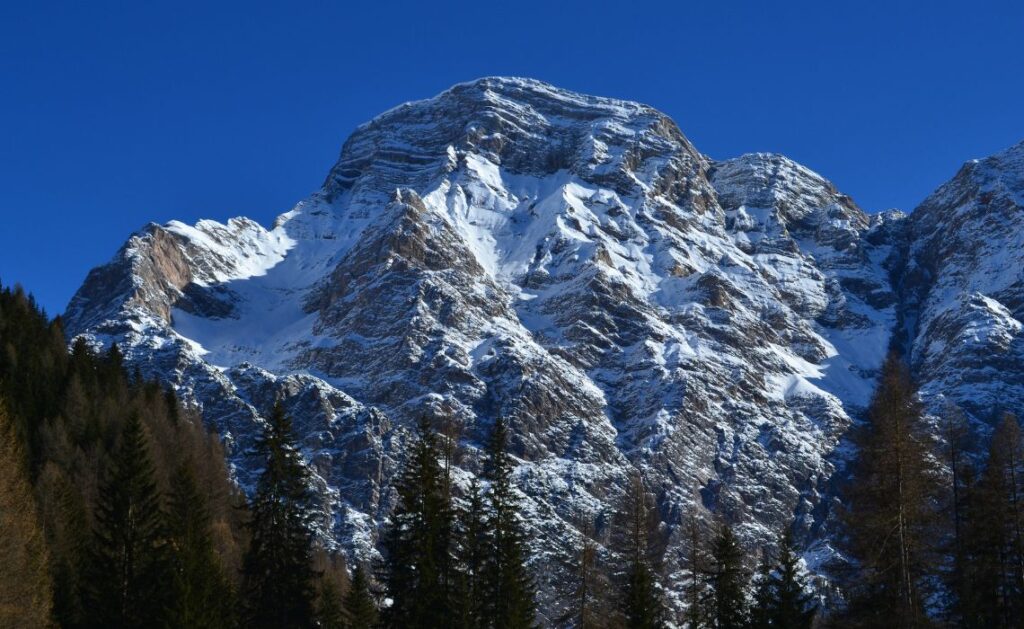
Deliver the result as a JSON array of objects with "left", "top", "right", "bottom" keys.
[
  {"left": 895, "top": 141, "right": 1024, "bottom": 429},
  {"left": 61, "top": 76, "right": 1022, "bottom": 622}
]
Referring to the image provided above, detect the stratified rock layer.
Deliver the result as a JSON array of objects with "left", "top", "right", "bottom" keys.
[{"left": 64, "top": 77, "right": 1021, "bottom": 622}]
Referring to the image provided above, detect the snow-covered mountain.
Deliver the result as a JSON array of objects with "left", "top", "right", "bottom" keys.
[{"left": 63, "top": 77, "right": 1023, "bottom": 620}]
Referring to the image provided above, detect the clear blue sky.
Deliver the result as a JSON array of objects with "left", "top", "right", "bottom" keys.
[{"left": 2, "top": 1, "right": 1022, "bottom": 316}]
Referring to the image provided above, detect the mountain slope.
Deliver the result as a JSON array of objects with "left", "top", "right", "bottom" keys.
[{"left": 65, "top": 77, "right": 918, "bottom": 618}]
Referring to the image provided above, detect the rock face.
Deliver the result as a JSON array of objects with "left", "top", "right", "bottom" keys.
[
  {"left": 896, "top": 141, "right": 1024, "bottom": 430},
  {"left": 62, "top": 77, "right": 1022, "bottom": 621}
]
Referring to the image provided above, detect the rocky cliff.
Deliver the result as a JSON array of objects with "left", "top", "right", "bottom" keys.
[{"left": 63, "top": 77, "right": 1022, "bottom": 620}]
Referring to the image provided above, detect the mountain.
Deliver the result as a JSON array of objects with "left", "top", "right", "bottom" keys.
[{"left": 62, "top": 77, "right": 1021, "bottom": 619}]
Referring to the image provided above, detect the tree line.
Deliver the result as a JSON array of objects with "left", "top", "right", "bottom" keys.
[{"left": 2, "top": 279, "right": 1022, "bottom": 627}]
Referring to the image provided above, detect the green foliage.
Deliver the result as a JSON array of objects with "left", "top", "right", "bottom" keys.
[
  {"left": 0, "top": 281, "right": 246, "bottom": 628},
  {"left": 482, "top": 417, "right": 536, "bottom": 629},
  {"left": 166, "top": 463, "right": 236, "bottom": 628},
  {"left": 83, "top": 413, "right": 173, "bottom": 628},
  {"left": 960, "top": 413, "right": 1024, "bottom": 627},
  {"left": 454, "top": 476, "right": 487, "bottom": 628},
  {"left": 242, "top": 402, "right": 318, "bottom": 629},
  {"left": 750, "top": 530, "right": 815, "bottom": 629},
  {"left": 709, "top": 522, "right": 749, "bottom": 629},
  {"left": 345, "top": 564, "right": 378, "bottom": 629}
]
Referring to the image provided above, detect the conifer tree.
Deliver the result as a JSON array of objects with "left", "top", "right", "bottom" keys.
[
  {"left": 383, "top": 416, "right": 454, "bottom": 628},
  {"left": 483, "top": 417, "right": 536, "bottom": 629},
  {"left": 770, "top": 530, "right": 815, "bottom": 628},
  {"left": 345, "top": 564, "right": 378, "bottom": 629},
  {"left": 618, "top": 473, "right": 664, "bottom": 629},
  {"left": 560, "top": 521, "right": 615, "bottom": 629},
  {"left": 839, "top": 353, "right": 937, "bottom": 627},
  {"left": 455, "top": 476, "right": 487, "bottom": 628},
  {"left": 0, "top": 399, "right": 53, "bottom": 629},
  {"left": 682, "top": 515, "right": 711, "bottom": 629},
  {"left": 709, "top": 522, "right": 749, "bottom": 629},
  {"left": 84, "top": 413, "right": 172, "bottom": 628},
  {"left": 939, "top": 402, "right": 974, "bottom": 625},
  {"left": 964, "top": 413, "right": 1024, "bottom": 627},
  {"left": 242, "top": 402, "right": 318, "bottom": 629},
  {"left": 749, "top": 548, "right": 774, "bottom": 629},
  {"left": 166, "top": 463, "right": 235, "bottom": 628},
  {"left": 316, "top": 574, "right": 347, "bottom": 629}
]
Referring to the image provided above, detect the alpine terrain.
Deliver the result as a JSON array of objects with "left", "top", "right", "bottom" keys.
[{"left": 62, "top": 77, "right": 1024, "bottom": 619}]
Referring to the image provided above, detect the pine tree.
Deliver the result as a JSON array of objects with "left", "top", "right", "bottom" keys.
[
  {"left": 839, "top": 353, "right": 937, "bottom": 627},
  {"left": 84, "top": 413, "right": 172, "bottom": 628},
  {"left": 345, "top": 564, "right": 378, "bottom": 629},
  {"left": 483, "top": 417, "right": 536, "bottom": 629},
  {"left": 0, "top": 399, "right": 53, "bottom": 629},
  {"left": 709, "top": 522, "right": 749, "bottom": 629},
  {"left": 242, "top": 402, "right": 318, "bottom": 629},
  {"left": 383, "top": 416, "right": 455, "bottom": 628},
  {"left": 618, "top": 473, "right": 664, "bottom": 629},
  {"left": 166, "top": 463, "right": 235, "bottom": 628}
]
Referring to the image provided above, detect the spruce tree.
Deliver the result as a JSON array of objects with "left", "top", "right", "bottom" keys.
[
  {"left": 618, "top": 473, "right": 664, "bottom": 629},
  {"left": 242, "top": 402, "right": 318, "bottom": 629},
  {"left": 345, "top": 564, "right": 378, "bottom": 629},
  {"left": 839, "top": 353, "right": 937, "bottom": 627},
  {"left": 455, "top": 476, "right": 488, "bottom": 628},
  {"left": 166, "top": 463, "right": 235, "bottom": 628},
  {"left": 483, "top": 417, "right": 536, "bottom": 629},
  {"left": 316, "top": 575, "right": 347, "bottom": 629},
  {"left": 84, "top": 413, "right": 172, "bottom": 628},
  {"left": 709, "top": 522, "right": 749, "bottom": 629},
  {"left": 383, "top": 415, "right": 455, "bottom": 628},
  {"left": 770, "top": 529, "right": 815, "bottom": 628}
]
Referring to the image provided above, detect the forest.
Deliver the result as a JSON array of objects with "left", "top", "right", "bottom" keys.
[{"left": 1, "top": 279, "right": 1022, "bottom": 628}]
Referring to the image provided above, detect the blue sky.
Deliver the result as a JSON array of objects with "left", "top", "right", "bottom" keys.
[{"left": 2, "top": 1, "right": 1022, "bottom": 315}]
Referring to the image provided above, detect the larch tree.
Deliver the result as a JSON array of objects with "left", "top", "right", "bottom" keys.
[
  {"left": 964, "top": 413, "right": 1024, "bottom": 627},
  {"left": 0, "top": 399, "right": 53, "bottom": 629},
  {"left": 617, "top": 472, "right": 665, "bottom": 629},
  {"left": 682, "top": 514, "right": 711, "bottom": 629},
  {"left": 839, "top": 353, "right": 938, "bottom": 628}
]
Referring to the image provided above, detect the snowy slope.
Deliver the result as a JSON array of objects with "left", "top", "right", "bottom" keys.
[{"left": 67, "top": 77, "right": 1016, "bottom": 622}]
